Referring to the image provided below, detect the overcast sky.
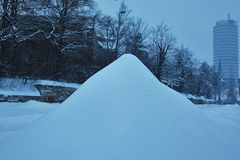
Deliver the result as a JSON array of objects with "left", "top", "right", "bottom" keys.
[{"left": 95, "top": 0, "right": 240, "bottom": 65}]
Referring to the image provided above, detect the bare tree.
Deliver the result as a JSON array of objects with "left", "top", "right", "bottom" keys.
[
  {"left": 226, "top": 78, "right": 238, "bottom": 104},
  {"left": 196, "top": 62, "right": 213, "bottom": 98},
  {"left": 150, "top": 22, "right": 176, "bottom": 81},
  {"left": 0, "top": 0, "right": 11, "bottom": 31},
  {"left": 0, "top": 0, "right": 24, "bottom": 42},
  {"left": 34, "top": 0, "right": 96, "bottom": 77},
  {"left": 38, "top": 0, "right": 94, "bottom": 52},
  {"left": 95, "top": 2, "right": 131, "bottom": 60},
  {"left": 39, "top": 0, "right": 80, "bottom": 49},
  {"left": 173, "top": 46, "right": 194, "bottom": 92},
  {"left": 124, "top": 17, "right": 148, "bottom": 56},
  {"left": 95, "top": 14, "right": 116, "bottom": 51},
  {"left": 211, "top": 61, "right": 223, "bottom": 104},
  {"left": 0, "top": 0, "right": 29, "bottom": 73}
]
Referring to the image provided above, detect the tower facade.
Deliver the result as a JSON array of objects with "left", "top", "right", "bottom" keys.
[{"left": 213, "top": 15, "right": 239, "bottom": 81}]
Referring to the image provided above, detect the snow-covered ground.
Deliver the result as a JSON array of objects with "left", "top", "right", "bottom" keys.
[
  {"left": 199, "top": 104, "right": 240, "bottom": 141},
  {"left": 0, "top": 78, "right": 81, "bottom": 96},
  {"left": 0, "top": 55, "right": 239, "bottom": 160},
  {"left": 0, "top": 103, "right": 239, "bottom": 155},
  {"left": 0, "top": 101, "right": 57, "bottom": 144}
]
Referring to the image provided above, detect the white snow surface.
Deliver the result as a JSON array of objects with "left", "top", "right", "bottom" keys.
[
  {"left": 0, "top": 101, "right": 57, "bottom": 144},
  {"left": 36, "top": 80, "right": 81, "bottom": 89},
  {"left": 0, "top": 54, "right": 239, "bottom": 160}
]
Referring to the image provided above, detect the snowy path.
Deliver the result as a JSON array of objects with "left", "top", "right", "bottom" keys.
[
  {"left": 200, "top": 105, "right": 240, "bottom": 129},
  {"left": 0, "top": 101, "right": 57, "bottom": 143},
  {"left": 0, "top": 102, "right": 239, "bottom": 158},
  {"left": 199, "top": 105, "right": 240, "bottom": 147},
  {"left": 1, "top": 103, "right": 239, "bottom": 134},
  {"left": 0, "top": 103, "right": 239, "bottom": 144}
]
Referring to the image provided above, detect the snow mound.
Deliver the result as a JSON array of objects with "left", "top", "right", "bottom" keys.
[{"left": 0, "top": 54, "right": 239, "bottom": 160}]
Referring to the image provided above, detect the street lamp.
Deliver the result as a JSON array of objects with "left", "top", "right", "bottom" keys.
[
  {"left": 115, "top": 1, "right": 127, "bottom": 59},
  {"left": 119, "top": 1, "right": 127, "bottom": 15}
]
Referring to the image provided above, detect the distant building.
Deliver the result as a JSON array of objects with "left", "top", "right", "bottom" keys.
[{"left": 213, "top": 14, "right": 239, "bottom": 81}]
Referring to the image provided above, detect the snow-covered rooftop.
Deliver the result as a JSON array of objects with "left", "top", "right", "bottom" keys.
[{"left": 0, "top": 54, "right": 239, "bottom": 160}]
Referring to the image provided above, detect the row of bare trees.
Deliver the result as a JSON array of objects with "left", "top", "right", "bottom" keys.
[
  {"left": 96, "top": 2, "right": 176, "bottom": 79},
  {"left": 0, "top": 0, "right": 99, "bottom": 79},
  {"left": 0, "top": 0, "right": 95, "bottom": 51},
  {"left": 0, "top": 0, "right": 237, "bottom": 103},
  {"left": 96, "top": 1, "right": 237, "bottom": 103}
]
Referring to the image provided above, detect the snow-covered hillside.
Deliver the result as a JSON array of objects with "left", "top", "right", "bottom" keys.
[{"left": 0, "top": 54, "right": 239, "bottom": 160}]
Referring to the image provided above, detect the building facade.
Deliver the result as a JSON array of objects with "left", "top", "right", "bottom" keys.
[{"left": 213, "top": 15, "right": 239, "bottom": 81}]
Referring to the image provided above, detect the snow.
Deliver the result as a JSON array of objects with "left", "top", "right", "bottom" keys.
[
  {"left": 0, "top": 101, "right": 57, "bottom": 144},
  {"left": 0, "top": 78, "right": 81, "bottom": 96},
  {"left": 199, "top": 105, "right": 240, "bottom": 143},
  {"left": 0, "top": 54, "right": 239, "bottom": 160},
  {"left": 184, "top": 94, "right": 215, "bottom": 102},
  {"left": 36, "top": 80, "right": 80, "bottom": 89},
  {"left": 0, "top": 78, "right": 40, "bottom": 96}
]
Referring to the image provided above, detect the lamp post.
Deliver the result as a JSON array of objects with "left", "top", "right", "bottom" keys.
[{"left": 115, "top": 1, "right": 126, "bottom": 59}]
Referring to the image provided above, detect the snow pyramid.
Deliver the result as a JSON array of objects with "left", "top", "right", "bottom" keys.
[{"left": 0, "top": 54, "right": 239, "bottom": 160}]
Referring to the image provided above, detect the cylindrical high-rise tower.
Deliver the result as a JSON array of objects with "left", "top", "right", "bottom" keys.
[{"left": 213, "top": 14, "right": 239, "bottom": 81}]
